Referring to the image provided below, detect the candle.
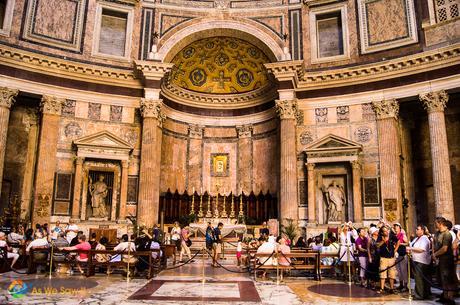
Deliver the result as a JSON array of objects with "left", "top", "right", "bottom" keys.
[
  {"left": 193, "top": 186, "right": 195, "bottom": 194},
  {"left": 200, "top": 186, "right": 203, "bottom": 195}
]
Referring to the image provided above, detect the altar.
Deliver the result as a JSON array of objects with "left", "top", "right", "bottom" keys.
[{"left": 189, "top": 219, "right": 246, "bottom": 238}]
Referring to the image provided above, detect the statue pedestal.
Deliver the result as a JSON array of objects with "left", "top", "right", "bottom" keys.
[{"left": 88, "top": 217, "right": 109, "bottom": 222}]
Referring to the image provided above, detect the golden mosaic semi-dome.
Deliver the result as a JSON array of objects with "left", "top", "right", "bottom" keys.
[{"left": 168, "top": 37, "right": 272, "bottom": 95}]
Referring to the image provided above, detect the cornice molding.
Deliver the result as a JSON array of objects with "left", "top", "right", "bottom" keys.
[
  {"left": 265, "top": 60, "right": 304, "bottom": 87},
  {"left": 161, "top": 81, "right": 277, "bottom": 109},
  {"left": 134, "top": 60, "right": 174, "bottom": 81},
  {"left": 0, "top": 45, "right": 141, "bottom": 88},
  {"left": 297, "top": 44, "right": 460, "bottom": 90}
]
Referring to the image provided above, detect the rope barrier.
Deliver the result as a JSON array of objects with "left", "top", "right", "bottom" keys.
[
  {"left": 203, "top": 248, "right": 250, "bottom": 274},
  {"left": 409, "top": 258, "right": 460, "bottom": 292}
]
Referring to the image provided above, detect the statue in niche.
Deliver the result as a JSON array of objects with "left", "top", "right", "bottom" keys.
[
  {"left": 89, "top": 175, "right": 108, "bottom": 218},
  {"left": 322, "top": 180, "right": 346, "bottom": 223}
]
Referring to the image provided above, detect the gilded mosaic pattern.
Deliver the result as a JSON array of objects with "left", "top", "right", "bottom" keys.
[
  {"left": 365, "top": 0, "right": 409, "bottom": 45},
  {"left": 169, "top": 37, "right": 271, "bottom": 94}
]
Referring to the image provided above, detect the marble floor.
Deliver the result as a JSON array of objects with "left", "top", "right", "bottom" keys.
[{"left": 0, "top": 258, "right": 458, "bottom": 305}]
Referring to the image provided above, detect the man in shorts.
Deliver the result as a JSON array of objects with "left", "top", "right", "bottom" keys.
[{"left": 212, "top": 223, "right": 223, "bottom": 267}]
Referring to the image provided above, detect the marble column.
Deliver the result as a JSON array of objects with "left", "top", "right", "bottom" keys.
[
  {"left": 187, "top": 124, "right": 204, "bottom": 192},
  {"left": 276, "top": 99, "right": 299, "bottom": 222},
  {"left": 351, "top": 160, "right": 363, "bottom": 223},
  {"left": 372, "top": 99, "right": 402, "bottom": 222},
  {"left": 71, "top": 157, "right": 84, "bottom": 219},
  {"left": 236, "top": 125, "right": 253, "bottom": 193},
  {"left": 119, "top": 160, "right": 129, "bottom": 220},
  {"left": 0, "top": 87, "right": 19, "bottom": 195},
  {"left": 138, "top": 99, "right": 164, "bottom": 227},
  {"left": 419, "top": 90, "right": 454, "bottom": 222},
  {"left": 400, "top": 119, "right": 417, "bottom": 231},
  {"left": 306, "top": 163, "right": 316, "bottom": 223},
  {"left": 33, "top": 95, "right": 63, "bottom": 225}
]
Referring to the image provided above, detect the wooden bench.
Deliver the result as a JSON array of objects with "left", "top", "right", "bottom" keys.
[
  {"left": 318, "top": 252, "right": 340, "bottom": 280},
  {"left": 252, "top": 252, "right": 319, "bottom": 281},
  {"left": 28, "top": 248, "right": 162, "bottom": 279},
  {"left": 0, "top": 246, "right": 14, "bottom": 273}
]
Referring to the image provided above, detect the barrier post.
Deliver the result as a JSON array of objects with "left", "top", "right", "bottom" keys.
[
  {"left": 202, "top": 247, "right": 205, "bottom": 284},
  {"left": 407, "top": 252, "right": 412, "bottom": 300},
  {"left": 49, "top": 241, "right": 54, "bottom": 279},
  {"left": 276, "top": 251, "right": 280, "bottom": 285},
  {"left": 347, "top": 243, "right": 352, "bottom": 285},
  {"left": 126, "top": 235, "right": 131, "bottom": 283}
]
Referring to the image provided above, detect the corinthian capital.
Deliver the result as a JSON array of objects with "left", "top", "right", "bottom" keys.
[
  {"left": 371, "top": 99, "right": 399, "bottom": 120},
  {"left": 419, "top": 90, "right": 449, "bottom": 113},
  {"left": 140, "top": 98, "right": 165, "bottom": 126},
  {"left": 275, "top": 100, "right": 298, "bottom": 120},
  {"left": 188, "top": 124, "right": 204, "bottom": 139},
  {"left": 40, "top": 95, "right": 64, "bottom": 115},
  {"left": 236, "top": 125, "right": 253, "bottom": 138},
  {"left": 0, "top": 87, "right": 19, "bottom": 109}
]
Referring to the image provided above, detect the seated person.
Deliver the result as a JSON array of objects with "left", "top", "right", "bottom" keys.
[
  {"left": 311, "top": 235, "right": 323, "bottom": 252},
  {"left": 0, "top": 232, "right": 19, "bottom": 268},
  {"left": 277, "top": 237, "right": 291, "bottom": 267},
  {"left": 26, "top": 231, "right": 49, "bottom": 272},
  {"left": 70, "top": 231, "right": 83, "bottom": 247},
  {"left": 257, "top": 236, "right": 276, "bottom": 277},
  {"left": 95, "top": 237, "right": 110, "bottom": 263},
  {"left": 89, "top": 233, "right": 98, "bottom": 250},
  {"left": 61, "top": 234, "right": 91, "bottom": 274},
  {"left": 294, "top": 236, "right": 307, "bottom": 248},
  {"left": 52, "top": 232, "right": 69, "bottom": 263},
  {"left": 320, "top": 237, "right": 340, "bottom": 266},
  {"left": 113, "top": 234, "right": 136, "bottom": 263}
]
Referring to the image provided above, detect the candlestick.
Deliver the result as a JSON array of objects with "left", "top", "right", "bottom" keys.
[
  {"left": 198, "top": 192, "right": 203, "bottom": 217},
  {"left": 238, "top": 191, "right": 244, "bottom": 217},
  {"left": 221, "top": 191, "right": 228, "bottom": 218},
  {"left": 214, "top": 192, "right": 220, "bottom": 218},
  {"left": 206, "top": 191, "right": 212, "bottom": 218},
  {"left": 230, "top": 192, "right": 235, "bottom": 218},
  {"left": 190, "top": 188, "right": 195, "bottom": 215}
]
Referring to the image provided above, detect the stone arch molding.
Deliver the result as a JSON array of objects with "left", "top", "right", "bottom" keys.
[{"left": 157, "top": 19, "right": 285, "bottom": 62}]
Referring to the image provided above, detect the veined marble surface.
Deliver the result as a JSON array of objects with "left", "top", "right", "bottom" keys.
[{"left": 0, "top": 259, "right": 458, "bottom": 305}]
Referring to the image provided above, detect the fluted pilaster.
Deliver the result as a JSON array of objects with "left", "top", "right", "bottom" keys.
[
  {"left": 33, "top": 95, "right": 64, "bottom": 224},
  {"left": 237, "top": 125, "right": 253, "bottom": 193},
  {"left": 351, "top": 160, "right": 363, "bottom": 223},
  {"left": 138, "top": 98, "right": 164, "bottom": 227},
  {"left": 277, "top": 99, "right": 298, "bottom": 221},
  {"left": 119, "top": 160, "right": 129, "bottom": 220},
  {"left": 372, "top": 99, "right": 402, "bottom": 222},
  {"left": 71, "top": 157, "right": 84, "bottom": 219},
  {"left": 0, "top": 87, "right": 18, "bottom": 195},
  {"left": 306, "top": 163, "right": 316, "bottom": 223},
  {"left": 419, "top": 90, "right": 454, "bottom": 222},
  {"left": 187, "top": 124, "right": 204, "bottom": 192}
]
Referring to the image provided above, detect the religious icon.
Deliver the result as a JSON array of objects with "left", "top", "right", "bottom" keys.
[{"left": 211, "top": 153, "right": 229, "bottom": 177}]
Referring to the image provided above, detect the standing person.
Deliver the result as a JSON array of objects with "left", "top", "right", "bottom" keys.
[
  {"left": 433, "top": 219, "right": 458, "bottom": 305},
  {"left": 367, "top": 227, "right": 380, "bottom": 290},
  {"left": 212, "top": 223, "right": 223, "bottom": 267},
  {"left": 376, "top": 226, "right": 399, "bottom": 294},
  {"left": 393, "top": 223, "right": 409, "bottom": 291},
  {"left": 339, "top": 222, "right": 358, "bottom": 278},
  {"left": 355, "top": 228, "right": 369, "bottom": 287},
  {"left": 205, "top": 222, "right": 214, "bottom": 251},
  {"left": 236, "top": 237, "right": 243, "bottom": 267},
  {"left": 171, "top": 221, "right": 182, "bottom": 253},
  {"left": 152, "top": 224, "right": 160, "bottom": 242},
  {"left": 179, "top": 226, "right": 193, "bottom": 263},
  {"left": 407, "top": 225, "right": 432, "bottom": 300}
]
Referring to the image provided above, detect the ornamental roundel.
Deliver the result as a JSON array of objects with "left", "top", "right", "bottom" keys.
[
  {"left": 169, "top": 37, "right": 271, "bottom": 94},
  {"left": 189, "top": 68, "right": 207, "bottom": 87}
]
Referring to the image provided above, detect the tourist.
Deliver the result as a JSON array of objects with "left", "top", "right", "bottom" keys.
[
  {"left": 65, "top": 219, "right": 79, "bottom": 244},
  {"left": 62, "top": 234, "right": 91, "bottom": 274},
  {"left": 42, "top": 223, "right": 50, "bottom": 240},
  {"left": 52, "top": 232, "right": 69, "bottom": 263},
  {"left": 339, "top": 222, "right": 358, "bottom": 277},
  {"left": 454, "top": 224, "right": 460, "bottom": 280},
  {"left": 260, "top": 221, "right": 269, "bottom": 238},
  {"left": 24, "top": 228, "right": 34, "bottom": 249},
  {"left": 367, "top": 227, "right": 380, "bottom": 290},
  {"left": 407, "top": 225, "right": 432, "bottom": 300},
  {"left": 26, "top": 231, "right": 49, "bottom": 273},
  {"left": 171, "top": 221, "right": 182, "bottom": 253},
  {"left": 89, "top": 232, "right": 98, "bottom": 249},
  {"left": 205, "top": 222, "right": 214, "bottom": 251},
  {"left": 26, "top": 231, "right": 49, "bottom": 253},
  {"left": 0, "top": 232, "right": 19, "bottom": 268},
  {"left": 355, "top": 227, "right": 369, "bottom": 287},
  {"left": 51, "top": 221, "right": 62, "bottom": 240},
  {"left": 393, "top": 223, "right": 408, "bottom": 291},
  {"left": 211, "top": 222, "right": 223, "bottom": 267},
  {"left": 95, "top": 237, "right": 109, "bottom": 263},
  {"left": 433, "top": 218, "right": 458, "bottom": 305},
  {"left": 114, "top": 234, "right": 136, "bottom": 264},
  {"left": 70, "top": 231, "right": 83, "bottom": 247},
  {"left": 294, "top": 236, "right": 307, "bottom": 248},
  {"left": 376, "top": 225, "right": 399, "bottom": 294},
  {"left": 179, "top": 225, "right": 193, "bottom": 263},
  {"left": 152, "top": 224, "right": 160, "bottom": 242},
  {"left": 236, "top": 237, "right": 243, "bottom": 266},
  {"left": 7, "top": 225, "right": 24, "bottom": 245},
  {"left": 311, "top": 235, "right": 323, "bottom": 251},
  {"left": 256, "top": 236, "right": 276, "bottom": 278},
  {"left": 277, "top": 237, "right": 291, "bottom": 267}
]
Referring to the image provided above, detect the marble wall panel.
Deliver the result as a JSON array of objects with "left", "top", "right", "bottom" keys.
[
  {"left": 163, "top": 119, "right": 189, "bottom": 135},
  {"left": 204, "top": 127, "right": 237, "bottom": 138},
  {"left": 366, "top": 0, "right": 408, "bottom": 45},
  {"left": 75, "top": 101, "right": 88, "bottom": 119},
  {"left": 349, "top": 104, "right": 362, "bottom": 122},
  {"left": 187, "top": 137, "right": 203, "bottom": 192},
  {"left": 252, "top": 135, "right": 278, "bottom": 193},
  {"left": 202, "top": 141, "right": 237, "bottom": 194},
  {"left": 253, "top": 119, "right": 277, "bottom": 135},
  {"left": 316, "top": 125, "right": 350, "bottom": 140},
  {"left": 160, "top": 134, "right": 188, "bottom": 193},
  {"left": 122, "top": 107, "right": 135, "bottom": 123}
]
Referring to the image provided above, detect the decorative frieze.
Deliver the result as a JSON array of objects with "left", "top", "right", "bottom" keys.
[
  {"left": 275, "top": 99, "right": 299, "bottom": 120},
  {"left": 236, "top": 125, "right": 253, "bottom": 138},
  {"left": 0, "top": 87, "right": 19, "bottom": 109},
  {"left": 315, "top": 107, "right": 328, "bottom": 123},
  {"left": 140, "top": 98, "right": 166, "bottom": 126},
  {"left": 419, "top": 90, "right": 449, "bottom": 113},
  {"left": 40, "top": 95, "right": 64, "bottom": 115},
  {"left": 188, "top": 124, "right": 204, "bottom": 139},
  {"left": 336, "top": 106, "right": 349, "bottom": 122},
  {"left": 372, "top": 99, "right": 399, "bottom": 120}
]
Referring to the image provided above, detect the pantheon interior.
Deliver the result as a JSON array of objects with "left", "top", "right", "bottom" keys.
[{"left": 0, "top": 0, "right": 459, "bottom": 235}]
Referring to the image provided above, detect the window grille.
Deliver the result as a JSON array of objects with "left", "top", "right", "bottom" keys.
[{"left": 435, "top": 0, "right": 459, "bottom": 22}]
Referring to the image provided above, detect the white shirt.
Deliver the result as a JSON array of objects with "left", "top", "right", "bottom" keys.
[
  {"left": 410, "top": 235, "right": 431, "bottom": 265},
  {"left": 257, "top": 241, "right": 276, "bottom": 265},
  {"left": 114, "top": 241, "right": 136, "bottom": 252},
  {"left": 339, "top": 229, "right": 358, "bottom": 262},
  {"left": 150, "top": 241, "right": 162, "bottom": 259},
  {"left": 65, "top": 224, "right": 79, "bottom": 243},
  {"left": 0, "top": 240, "right": 7, "bottom": 247},
  {"left": 171, "top": 227, "right": 181, "bottom": 241},
  {"left": 26, "top": 238, "right": 49, "bottom": 252},
  {"left": 237, "top": 242, "right": 242, "bottom": 252},
  {"left": 7, "top": 232, "right": 23, "bottom": 244}
]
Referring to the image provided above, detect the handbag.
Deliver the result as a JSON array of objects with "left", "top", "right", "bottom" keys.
[{"left": 186, "top": 239, "right": 192, "bottom": 247}]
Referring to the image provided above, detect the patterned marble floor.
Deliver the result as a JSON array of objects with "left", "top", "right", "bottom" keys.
[{"left": 0, "top": 259, "right": 458, "bottom": 305}]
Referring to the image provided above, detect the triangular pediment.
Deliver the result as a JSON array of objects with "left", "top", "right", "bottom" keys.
[
  {"left": 74, "top": 131, "right": 133, "bottom": 150},
  {"left": 306, "top": 134, "right": 362, "bottom": 151}
]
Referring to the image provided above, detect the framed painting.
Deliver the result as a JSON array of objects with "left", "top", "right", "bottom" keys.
[{"left": 210, "top": 153, "right": 229, "bottom": 177}]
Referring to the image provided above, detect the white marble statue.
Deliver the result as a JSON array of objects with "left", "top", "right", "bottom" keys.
[
  {"left": 89, "top": 175, "right": 108, "bottom": 218},
  {"left": 326, "top": 180, "right": 346, "bottom": 223}
]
